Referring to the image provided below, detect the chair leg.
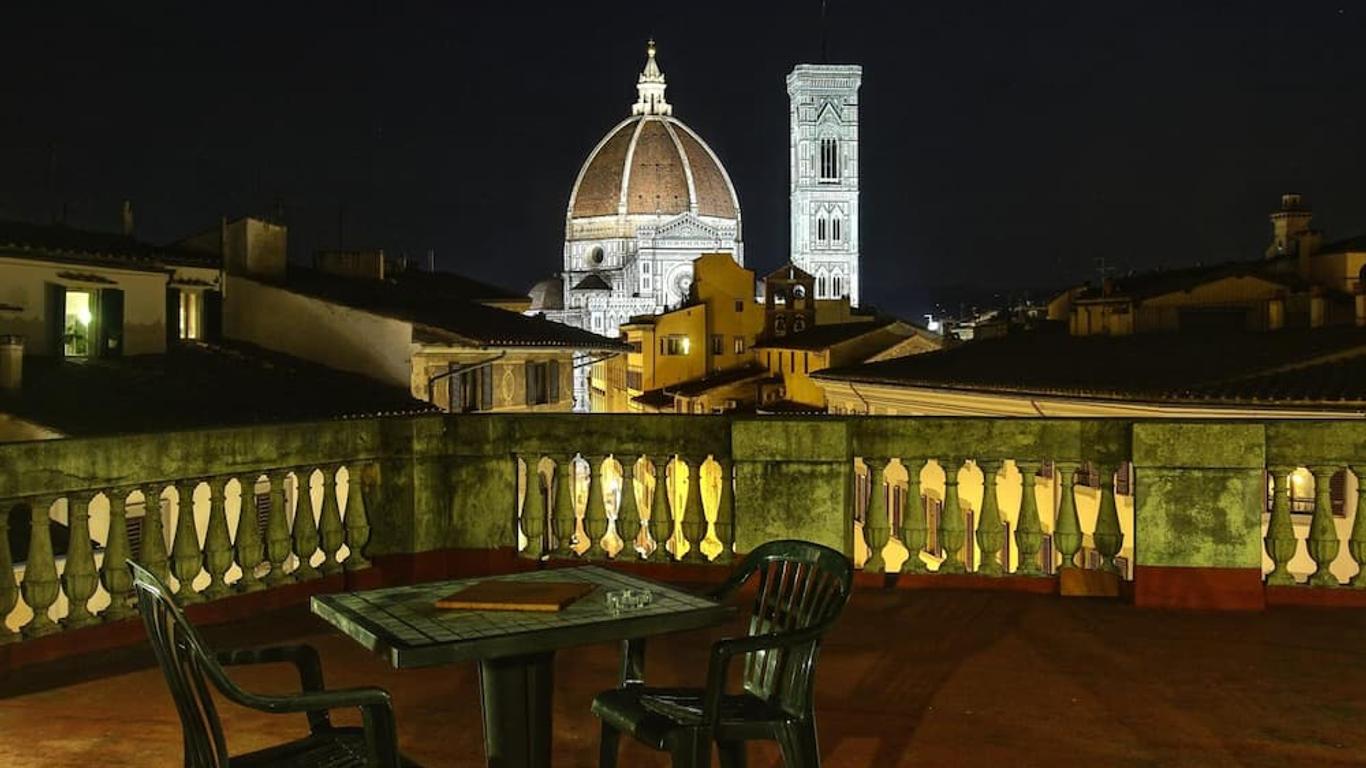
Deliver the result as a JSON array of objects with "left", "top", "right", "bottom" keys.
[
  {"left": 717, "top": 739, "right": 747, "bottom": 768},
  {"left": 669, "top": 730, "right": 712, "bottom": 768},
  {"left": 777, "top": 722, "right": 820, "bottom": 768},
  {"left": 599, "top": 721, "right": 621, "bottom": 768}
]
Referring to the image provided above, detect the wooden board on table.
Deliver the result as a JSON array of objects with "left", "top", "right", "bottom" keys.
[{"left": 434, "top": 580, "right": 598, "bottom": 612}]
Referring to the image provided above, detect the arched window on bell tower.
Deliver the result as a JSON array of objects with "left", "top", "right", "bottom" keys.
[
  {"left": 817, "top": 217, "right": 827, "bottom": 242},
  {"left": 819, "top": 138, "right": 839, "bottom": 183}
]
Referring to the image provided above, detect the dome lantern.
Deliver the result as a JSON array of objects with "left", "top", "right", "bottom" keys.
[{"left": 632, "top": 39, "right": 671, "bottom": 117}]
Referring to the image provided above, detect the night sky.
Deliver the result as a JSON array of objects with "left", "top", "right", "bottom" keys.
[{"left": 2, "top": 1, "right": 1364, "bottom": 318}]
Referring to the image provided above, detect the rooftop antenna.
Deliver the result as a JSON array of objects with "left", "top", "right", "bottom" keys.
[{"left": 820, "top": 0, "right": 830, "bottom": 63}]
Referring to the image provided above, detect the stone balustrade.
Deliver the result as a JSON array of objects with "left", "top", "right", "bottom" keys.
[
  {"left": 1, "top": 464, "right": 374, "bottom": 640},
  {"left": 1262, "top": 422, "right": 1366, "bottom": 589},
  {"left": 7, "top": 414, "right": 1366, "bottom": 644}
]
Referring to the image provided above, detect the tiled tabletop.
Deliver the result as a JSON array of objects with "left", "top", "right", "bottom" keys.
[{"left": 312, "top": 566, "right": 732, "bottom": 668}]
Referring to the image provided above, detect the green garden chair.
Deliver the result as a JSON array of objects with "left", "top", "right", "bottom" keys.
[
  {"left": 592, "top": 539, "right": 854, "bottom": 768},
  {"left": 130, "top": 561, "right": 420, "bottom": 767}
]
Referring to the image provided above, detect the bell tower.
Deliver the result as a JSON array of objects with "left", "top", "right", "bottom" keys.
[{"left": 787, "top": 64, "right": 862, "bottom": 305}]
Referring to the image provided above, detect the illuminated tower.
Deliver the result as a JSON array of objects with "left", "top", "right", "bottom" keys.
[{"left": 787, "top": 63, "right": 862, "bottom": 305}]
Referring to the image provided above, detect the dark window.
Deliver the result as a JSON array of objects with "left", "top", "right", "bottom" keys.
[
  {"left": 525, "top": 361, "right": 553, "bottom": 406},
  {"left": 775, "top": 315, "right": 787, "bottom": 335},
  {"left": 819, "top": 138, "right": 839, "bottom": 182},
  {"left": 734, "top": 300, "right": 743, "bottom": 313},
  {"left": 794, "top": 316, "right": 807, "bottom": 332},
  {"left": 452, "top": 363, "right": 496, "bottom": 412},
  {"left": 711, "top": 335, "right": 723, "bottom": 355},
  {"left": 626, "top": 369, "right": 643, "bottom": 390},
  {"left": 662, "top": 336, "right": 689, "bottom": 355},
  {"left": 98, "top": 287, "right": 124, "bottom": 356}
]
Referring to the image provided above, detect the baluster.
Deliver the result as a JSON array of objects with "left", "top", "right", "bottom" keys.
[
  {"left": 650, "top": 457, "right": 673, "bottom": 561},
  {"left": 1054, "top": 463, "right": 1082, "bottom": 571},
  {"left": 100, "top": 490, "right": 136, "bottom": 622},
  {"left": 862, "top": 458, "right": 890, "bottom": 573},
  {"left": 973, "top": 461, "right": 1005, "bottom": 576},
  {"left": 318, "top": 466, "right": 345, "bottom": 576},
  {"left": 138, "top": 486, "right": 171, "bottom": 585},
  {"left": 61, "top": 492, "right": 99, "bottom": 628},
  {"left": 202, "top": 478, "right": 233, "bottom": 600},
  {"left": 171, "top": 480, "right": 204, "bottom": 604},
  {"left": 344, "top": 463, "right": 372, "bottom": 571},
  {"left": 682, "top": 456, "right": 707, "bottom": 563},
  {"left": 713, "top": 457, "right": 735, "bottom": 563},
  {"left": 234, "top": 475, "right": 265, "bottom": 592},
  {"left": 1264, "top": 466, "right": 1297, "bottom": 586},
  {"left": 0, "top": 501, "right": 18, "bottom": 642},
  {"left": 615, "top": 457, "right": 641, "bottom": 560},
  {"left": 1307, "top": 466, "right": 1341, "bottom": 587},
  {"left": 521, "top": 455, "right": 546, "bottom": 559},
  {"left": 938, "top": 460, "right": 967, "bottom": 573},
  {"left": 1350, "top": 465, "right": 1366, "bottom": 588},
  {"left": 1093, "top": 466, "right": 1124, "bottom": 574},
  {"left": 1014, "top": 464, "right": 1044, "bottom": 576},
  {"left": 21, "top": 496, "right": 60, "bottom": 637},
  {"left": 264, "top": 471, "right": 293, "bottom": 585},
  {"left": 583, "top": 456, "right": 609, "bottom": 559},
  {"left": 292, "top": 470, "right": 322, "bottom": 581},
  {"left": 554, "top": 455, "right": 577, "bottom": 557},
  {"left": 900, "top": 460, "right": 928, "bottom": 573}
]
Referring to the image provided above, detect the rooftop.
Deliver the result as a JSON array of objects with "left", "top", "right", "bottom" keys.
[
  {"left": 0, "top": 218, "right": 218, "bottom": 271},
  {"left": 0, "top": 342, "right": 434, "bottom": 437},
  {"left": 815, "top": 325, "right": 1366, "bottom": 405},
  {"left": 753, "top": 319, "right": 897, "bottom": 351},
  {"left": 3, "top": 587, "right": 1361, "bottom": 767},
  {"left": 1070, "top": 258, "right": 1314, "bottom": 303},
  {"left": 281, "top": 267, "right": 627, "bottom": 350}
]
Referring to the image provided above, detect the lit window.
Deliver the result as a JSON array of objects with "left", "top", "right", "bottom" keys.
[
  {"left": 63, "top": 290, "right": 93, "bottom": 357},
  {"left": 733, "top": 336, "right": 744, "bottom": 354},
  {"left": 179, "top": 291, "right": 202, "bottom": 340},
  {"left": 663, "top": 335, "right": 690, "bottom": 355}
]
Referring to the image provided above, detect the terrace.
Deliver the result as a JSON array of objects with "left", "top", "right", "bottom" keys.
[{"left": 3, "top": 413, "right": 1366, "bottom": 764}]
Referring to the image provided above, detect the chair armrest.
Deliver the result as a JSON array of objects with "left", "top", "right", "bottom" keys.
[
  {"left": 618, "top": 637, "right": 648, "bottom": 688},
  {"left": 217, "top": 644, "right": 330, "bottom": 732},
  {"left": 205, "top": 672, "right": 403, "bottom": 768},
  {"left": 699, "top": 626, "right": 828, "bottom": 727}
]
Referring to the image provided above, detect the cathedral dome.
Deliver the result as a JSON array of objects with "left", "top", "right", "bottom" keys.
[{"left": 566, "top": 42, "right": 740, "bottom": 224}]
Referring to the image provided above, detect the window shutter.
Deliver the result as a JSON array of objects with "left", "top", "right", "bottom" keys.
[
  {"left": 99, "top": 288, "right": 125, "bottom": 357},
  {"left": 165, "top": 287, "right": 180, "bottom": 348},
  {"left": 524, "top": 362, "right": 535, "bottom": 406},
  {"left": 204, "top": 290, "right": 223, "bottom": 342},
  {"left": 480, "top": 365, "right": 493, "bottom": 411},
  {"left": 548, "top": 360, "right": 560, "bottom": 403},
  {"left": 47, "top": 283, "right": 66, "bottom": 355}
]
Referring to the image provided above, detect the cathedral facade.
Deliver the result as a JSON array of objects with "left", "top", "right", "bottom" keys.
[{"left": 533, "top": 41, "right": 743, "bottom": 342}]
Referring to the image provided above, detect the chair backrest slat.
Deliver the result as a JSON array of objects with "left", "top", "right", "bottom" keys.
[
  {"left": 130, "top": 560, "right": 232, "bottom": 768},
  {"left": 728, "top": 540, "right": 853, "bottom": 718}
]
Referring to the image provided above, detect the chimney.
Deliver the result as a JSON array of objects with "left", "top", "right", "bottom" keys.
[
  {"left": 0, "top": 335, "right": 23, "bottom": 391},
  {"left": 121, "top": 200, "right": 134, "bottom": 237}
]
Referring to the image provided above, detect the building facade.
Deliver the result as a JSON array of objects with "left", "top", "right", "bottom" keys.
[{"left": 788, "top": 64, "right": 862, "bottom": 305}]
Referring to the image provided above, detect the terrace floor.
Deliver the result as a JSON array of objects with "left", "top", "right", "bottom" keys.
[{"left": 3, "top": 586, "right": 1366, "bottom": 767}]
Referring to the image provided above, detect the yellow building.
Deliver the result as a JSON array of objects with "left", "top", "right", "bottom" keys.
[
  {"left": 754, "top": 319, "right": 941, "bottom": 411},
  {"left": 1053, "top": 194, "right": 1366, "bottom": 337},
  {"left": 593, "top": 252, "right": 769, "bottom": 413}
]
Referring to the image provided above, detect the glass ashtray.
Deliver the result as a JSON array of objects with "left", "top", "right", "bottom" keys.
[{"left": 605, "top": 587, "right": 654, "bottom": 616}]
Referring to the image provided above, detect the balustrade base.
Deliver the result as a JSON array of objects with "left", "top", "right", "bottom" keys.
[
  {"left": 1266, "top": 584, "right": 1366, "bottom": 608},
  {"left": 0, "top": 573, "right": 359, "bottom": 677},
  {"left": 859, "top": 571, "right": 1060, "bottom": 595},
  {"left": 1133, "top": 565, "right": 1264, "bottom": 611}
]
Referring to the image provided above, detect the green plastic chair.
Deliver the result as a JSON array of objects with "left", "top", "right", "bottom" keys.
[
  {"left": 129, "top": 561, "right": 421, "bottom": 767},
  {"left": 592, "top": 539, "right": 854, "bottom": 768}
]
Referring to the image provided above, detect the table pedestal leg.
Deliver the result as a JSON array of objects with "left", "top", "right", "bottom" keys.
[{"left": 478, "top": 651, "right": 555, "bottom": 768}]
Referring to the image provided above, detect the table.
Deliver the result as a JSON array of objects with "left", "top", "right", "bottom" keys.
[{"left": 311, "top": 566, "right": 734, "bottom": 768}]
